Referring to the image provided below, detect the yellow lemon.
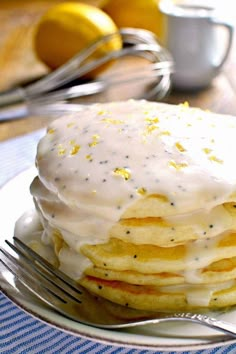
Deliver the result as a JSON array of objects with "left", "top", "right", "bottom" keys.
[
  {"left": 34, "top": 2, "right": 122, "bottom": 76},
  {"left": 101, "top": 0, "right": 163, "bottom": 39}
]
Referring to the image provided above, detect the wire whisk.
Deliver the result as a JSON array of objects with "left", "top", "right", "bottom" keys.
[{"left": 0, "top": 28, "right": 174, "bottom": 121}]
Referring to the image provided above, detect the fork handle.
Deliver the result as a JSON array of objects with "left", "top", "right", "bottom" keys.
[{"left": 172, "top": 313, "right": 236, "bottom": 337}]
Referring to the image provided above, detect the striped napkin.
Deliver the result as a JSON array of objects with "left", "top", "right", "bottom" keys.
[{"left": 1, "top": 129, "right": 236, "bottom": 354}]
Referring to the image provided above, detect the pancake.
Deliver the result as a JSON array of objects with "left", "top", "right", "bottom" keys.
[
  {"left": 110, "top": 203, "right": 235, "bottom": 246},
  {"left": 15, "top": 99, "right": 236, "bottom": 312},
  {"left": 84, "top": 257, "right": 236, "bottom": 286},
  {"left": 79, "top": 275, "right": 236, "bottom": 311},
  {"left": 81, "top": 233, "right": 236, "bottom": 274}
]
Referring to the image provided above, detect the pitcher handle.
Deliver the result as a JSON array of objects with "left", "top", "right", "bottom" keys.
[{"left": 210, "top": 17, "right": 234, "bottom": 71}]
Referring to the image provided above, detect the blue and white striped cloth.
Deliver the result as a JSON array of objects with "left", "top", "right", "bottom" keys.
[{"left": 1, "top": 130, "right": 236, "bottom": 354}]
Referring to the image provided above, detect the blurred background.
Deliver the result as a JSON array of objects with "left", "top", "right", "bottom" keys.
[{"left": 0, "top": 0, "right": 235, "bottom": 140}]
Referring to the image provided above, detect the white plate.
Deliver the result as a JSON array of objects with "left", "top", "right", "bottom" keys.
[{"left": 1, "top": 168, "right": 236, "bottom": 351}]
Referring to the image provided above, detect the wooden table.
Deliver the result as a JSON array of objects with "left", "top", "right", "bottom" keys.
[{"left": 0, "top": 0, "right": 235, "bottom": 142}]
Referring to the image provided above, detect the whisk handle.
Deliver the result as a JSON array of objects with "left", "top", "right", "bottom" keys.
[
  {"left": 0, "top": 87, "right": 28, "bottom": 121},
  {"left": 0, "top": 87, "right": 25, "bottom": 107}
]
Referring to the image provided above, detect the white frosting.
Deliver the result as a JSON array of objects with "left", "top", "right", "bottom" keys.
[
  {"left": 159, "top": 280, "right": 235, "bottom": 307},
  {"left": 35, "top": 100, "right": 236, "bottom": 218},
  {"left": 14, "top": 209, "right": 57, "bottom": 265},
  {"left": 14, "top": 208, "right": 43, "bottom": 242},
  {"left": 32, "top": 100, "right": 236, "bottom": 235}
]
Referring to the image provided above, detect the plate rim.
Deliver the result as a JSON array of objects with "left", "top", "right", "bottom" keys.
[{"left": 1, "top": 167, "right": 236, "bottom": 351}]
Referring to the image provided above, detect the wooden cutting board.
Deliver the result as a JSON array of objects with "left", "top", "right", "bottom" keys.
[{"left": 0, "top": 0, "right": 104, "bottom": 90}]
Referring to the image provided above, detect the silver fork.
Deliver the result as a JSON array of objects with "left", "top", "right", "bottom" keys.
[{"left": 1, "top": 237, "right": 236, "bottom": 337}]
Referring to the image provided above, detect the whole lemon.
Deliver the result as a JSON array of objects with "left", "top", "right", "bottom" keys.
[
  {"left": 102, "top": 0, "right": 163, "bottom": 39},
  {"left": 34, "top": 2, "right": 122, "bottom": 74}
]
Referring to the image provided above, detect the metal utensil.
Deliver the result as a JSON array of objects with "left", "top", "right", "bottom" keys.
[
  {"left": 0, "top": 28, "right": 174, "bottom": 121},
  {"left": 1, "top": 236, "right": 236, "bottom": 337}
]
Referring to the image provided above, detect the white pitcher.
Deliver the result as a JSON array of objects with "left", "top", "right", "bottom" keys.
[{"left": 159, "top": 0, "right": 234, "bottom": 90}]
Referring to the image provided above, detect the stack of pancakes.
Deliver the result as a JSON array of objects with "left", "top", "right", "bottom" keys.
[{"left": 30, "top": 100, "right": 236, "bottom": 311}]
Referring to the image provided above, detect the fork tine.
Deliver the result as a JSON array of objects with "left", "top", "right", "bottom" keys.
[
  {"left": 0, "top": 242, "right": 128, "bottom": 326},
  {"left": 0, "top": 246, "right": 95, "bottom": 324},
  {"left": 0, "top": 246, "right": 67, "bottom": 306},
  {"left": 4, "top": 240, "right": 83, "bottom": 305},
  {"left": 0, "top": 244, "right": 82, "bottom": 303},
  {"left": 12, "top": 237, "right": 83, "bottom": 294}
]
